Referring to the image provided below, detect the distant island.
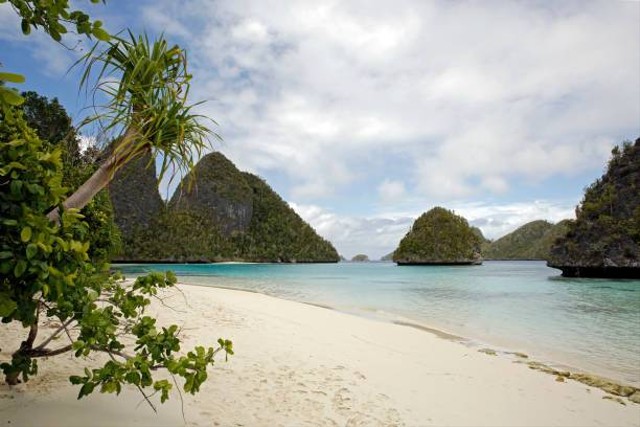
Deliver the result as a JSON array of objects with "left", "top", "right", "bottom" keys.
[
  {"left": 351, "top": 254, "right": 370, "bottom": 262},
  {"left": 483, "top": 220, "right": 571, "bottom": 260},
  {"left": 109, "top": 152, "right": 339, "bottom": 263},
  {"left": 393, "top": 207, "right": 482, "bottom": 265},
  {"left": 548, "top": 139, "right": 640, "bottom": 278},
  {"left": 380, "top": 252, "right": 394, "bottom": 262}
]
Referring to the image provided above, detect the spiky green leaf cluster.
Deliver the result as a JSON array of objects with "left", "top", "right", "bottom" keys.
[{"left": 78, "top": 32, "right": 216, "bottom": 186}]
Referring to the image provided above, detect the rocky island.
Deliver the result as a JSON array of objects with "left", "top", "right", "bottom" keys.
[
  {"left": 548, "top": 139, "right": 640, "bottom": 278},
  {"left": 109, "top": 152, "right": 339, "bottom": 263},
  {"left": 393, "top": 207, "right": 482, "bottom": 265}
]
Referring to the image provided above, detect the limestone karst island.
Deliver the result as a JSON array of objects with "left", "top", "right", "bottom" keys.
[{"left": 1, "top": 1, "right": 639, "bottom": 427}]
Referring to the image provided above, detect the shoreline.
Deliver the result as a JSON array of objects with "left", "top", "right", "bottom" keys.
[
  {"left": 3, "top": 283, "right": 638, "bottom": 426},
  {"left": 179, "top": 280, "right": 640, "bottom": 390}
]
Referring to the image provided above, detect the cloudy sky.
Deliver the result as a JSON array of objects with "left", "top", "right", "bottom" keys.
[{"left": 1, "top": 0, "right": 639, "bottom": 259}]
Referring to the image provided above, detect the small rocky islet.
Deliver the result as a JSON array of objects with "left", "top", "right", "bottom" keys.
[{"left": 393, "top": 207, "right": 483, "bottom": 265}]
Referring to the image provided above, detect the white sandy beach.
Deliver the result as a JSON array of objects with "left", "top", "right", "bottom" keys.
[{"left": 1, "top": 283, "right": 639, "bottom": 427}]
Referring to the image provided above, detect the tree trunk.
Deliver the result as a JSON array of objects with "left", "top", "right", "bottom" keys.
[
  {"left": 4, "top": 303, "right": 40, "bottom": 385},
  {"left": 47, "top": 126, "right": 146, "bottom": 223}
]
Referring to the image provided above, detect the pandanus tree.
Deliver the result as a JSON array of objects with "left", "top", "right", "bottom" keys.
[
  {"left": 48, "top": 31, "right": 215, "bottom": 222},
  {"left": 1, "top": 30, "right": 231, "bottom": 409}
]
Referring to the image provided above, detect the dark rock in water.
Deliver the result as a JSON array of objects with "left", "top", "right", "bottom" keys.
[
  {"left": 548, "top": 138, "right": 640, "bottom": 278},
  {"left": 393, "top": 207, "right": 482, "bottom": 265},
  {"left": 553, "top": 266, "right": 640, "bottom": 279},
  {"left": 108, "top": 152, "right": 164, "bottom": 236},
  {"left": 170, "top": 152, "right": 253, "bottom": 236}
]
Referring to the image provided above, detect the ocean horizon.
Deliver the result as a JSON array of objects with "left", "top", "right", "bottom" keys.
[{"left": 115, "top": 260, "right": 640, "bottom": 387}]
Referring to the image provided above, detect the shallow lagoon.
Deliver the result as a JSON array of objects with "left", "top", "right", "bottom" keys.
[{"left": 116, "top": 261, "right": 640, "bottom": 386}]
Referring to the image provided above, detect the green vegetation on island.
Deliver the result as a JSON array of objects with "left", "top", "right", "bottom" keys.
[
  {"left": 112, "top": 152, "right": 339, "bottom": 263},
  {"left": 351, "top": 254, "right": 370, "bottom": 262},
  {"left": 483, "top": 220, "right": 571, "bottom": 260},
  {"left": 548, "top": 139, "right": 640, "bottom": 278},
  {"left": 393, "top": 207, "right": 482, "bottom": 265}
]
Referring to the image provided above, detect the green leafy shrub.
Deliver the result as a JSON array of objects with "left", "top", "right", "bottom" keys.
[
  {"left": 19, "top": 91, "right": 121, "bottom": 263},
  {"left": 0, "top": 110, "right": 231, "bottom": 405}
]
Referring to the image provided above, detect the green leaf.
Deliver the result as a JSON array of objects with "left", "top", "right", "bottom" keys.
[
  {"left": 0, "top": 72, "right": 26, "bottom": 83},
  {"left": 0, "top": 88, "right": 25, "bottom": 106},
  {"left": 92, "top": 27, "right": 110, "bottom": 41},
  {"left": 14, "top": 260, "right": 27, "bottom": 278},
  {"left": 21, "top": 19, "right": 31, "bottom": 35},
  {"left": 26, "top": 244, "right": 37, "bottom": 259},
  {"left": 78, "top": 382, "right": 95, "bottom": 399},
  {"left": 0, "top": 251, "right": 12, "bottom": 260},
  {"left": 0, "top": 292, "right": 17, "bottom": 317},
  {"left": 21, "top": 227, "right": 32, "bottom": 242}
]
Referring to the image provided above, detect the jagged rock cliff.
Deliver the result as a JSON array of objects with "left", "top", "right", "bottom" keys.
[
  {"left": 548, "top": 139, "right": 640, "bottom": 278},
  {"left": 109, "top": 151, "right": 339, "bottom": 263},
  {"left": 170, "top": 152, "right": 253, "bottom": 236},
  {"left": 484, "top": 220, "right": 571, "bottom": 260},
  {"left": 108, "top": 152, "right": 164, "bottom": 236},
  {"left": 393, "top": 207, "right": 482, "bottom": 265}
]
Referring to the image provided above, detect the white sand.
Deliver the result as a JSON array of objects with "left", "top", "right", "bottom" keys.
[{"left": 1, "top": 283, "right": 638, "bottom": 426}]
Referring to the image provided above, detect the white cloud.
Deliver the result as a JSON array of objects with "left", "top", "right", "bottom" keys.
[
  {"left": 137, "top": 0, "right": 638, "bottom": 207},
  {"left": 378, "top": 179, "right": 407, "bottom": 203},
  {"left": 77, "top": 134, "right": 97, "bottom": 153},
  {"left": 291, "top": 198, "right": 576, "bottom": 260},
  {"left": 0, "top": 4, "right": 22, "bottom": 41},
  {"left": 129, "top": 0, "right": 640, "bottom": 258},
  {"left": 290, "top": 202, "right": 414, "bottom": 260},
  {"left": 453, "top": 200, "right": 576, "bottom": 242}
]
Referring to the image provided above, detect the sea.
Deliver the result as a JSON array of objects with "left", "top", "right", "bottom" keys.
[{"left": 115, "top": 261, "right": 640, "bottom": 387}]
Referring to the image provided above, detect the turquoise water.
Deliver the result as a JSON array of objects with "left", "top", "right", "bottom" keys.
[{"left": 115, "top": 261, "right": 640, "bottom": 386}]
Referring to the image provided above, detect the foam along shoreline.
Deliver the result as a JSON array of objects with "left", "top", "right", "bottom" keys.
[{"left": 1, "top": 284, "right": 639, "bottom": 427}]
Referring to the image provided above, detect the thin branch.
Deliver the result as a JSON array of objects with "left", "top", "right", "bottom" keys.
[
  {"left": 140, "top": 284, "right": 190, "bottom": 316},
  {"left": 27, "top": 344, "right": 73, "bottom": 358},
  {"left": 151, "top": 292, "right": 187, "bottom": 314},
  {"left": 92, "top": 346, "right": 134, "bottom": 361},
  {"left": 34, "top": 319, "right": 75, "bottom": 351},
  {"left": 136, "top": 385, "right": 157, "bottom": 413},
  {"left": 171, "top": 373, "right": 186, "bottom": 422}
]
